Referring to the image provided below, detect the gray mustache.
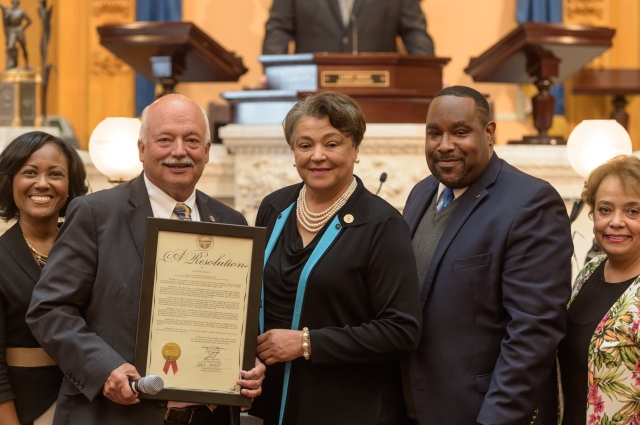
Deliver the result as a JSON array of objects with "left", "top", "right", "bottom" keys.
[{"left": 161, "top": 157, "right": 195, "bottom": 166}]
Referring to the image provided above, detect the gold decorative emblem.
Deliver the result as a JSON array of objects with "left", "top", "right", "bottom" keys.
[
  {"left": 162, "top": 343, "right": 181, "bottom": 375},
  {"left": 343, "top": 214, "right": 354, "bottom": 224},
  {"left": 162, "top": 342, "right": 181, "bottom": 361},
  {"left": 196, "top": 235, "right": 214, "bottom": 251}
]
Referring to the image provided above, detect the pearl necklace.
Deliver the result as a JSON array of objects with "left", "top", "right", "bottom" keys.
[
  {"left": 24, "top": 236, "right": 48, "bottom": 268},
  {"left": 297, "top": 178, "right": 357, "bottom": 233}
]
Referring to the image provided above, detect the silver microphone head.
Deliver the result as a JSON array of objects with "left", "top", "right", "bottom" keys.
[{"left": 138, "top": 375, "right": 164, "bottom": 395}]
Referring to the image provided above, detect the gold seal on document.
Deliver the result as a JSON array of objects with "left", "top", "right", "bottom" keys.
[
  {"left": 162, "top": 342, "right": 182, "bottom": 361},
  {"left": 343, "top": 214, "right": 354, "bottom": 224},
  {"left": 196, "top": 235, "right": 214, "bottom": 251}
]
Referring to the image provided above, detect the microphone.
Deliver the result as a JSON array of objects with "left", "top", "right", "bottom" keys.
[
  {"left": 375, "top": 172, "right": 387, "bottom": 196},
  {"left": 130, "top": 375, "right": 164, "bottom": 395},
  {"left": 350, "top": 14, "right": 358, "bottom": 54}
]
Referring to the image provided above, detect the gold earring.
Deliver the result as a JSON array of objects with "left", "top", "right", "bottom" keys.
[
  {"left": 293, "top": 163, "right": 296, "bottom": 167},
  {"left": 355, "top": 158, "right": 360, "bottom": 164}
]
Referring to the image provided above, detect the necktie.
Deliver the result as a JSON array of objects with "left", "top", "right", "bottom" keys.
[
  {"left": 437, "top": 187, "right": 454, "bottom": 213},
  {"left": 173, "top": 202, "right": 192, "bottom": 221}
]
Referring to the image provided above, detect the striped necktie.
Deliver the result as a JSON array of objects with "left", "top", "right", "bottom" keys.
[
  {"left": 437, "top": 187, "right": 454, "bottom": 213},
  {"left": 173, "top": 202, "right": 192, "bottom": 221}
]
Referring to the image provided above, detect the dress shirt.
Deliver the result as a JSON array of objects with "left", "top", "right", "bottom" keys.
[
  {"left": 143, "top": 173, "right": 200, "bottom": 221},
  {"left": 338, "top": 0, "right": 354, "bottom": 26},
  {"left": 436, "top": 183, "right": 467, "bottom": 210}
]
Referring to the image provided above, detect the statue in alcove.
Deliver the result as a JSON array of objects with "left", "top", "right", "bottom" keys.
[{"left": 0, "top": 0, "right": 31, "bottom": 69}]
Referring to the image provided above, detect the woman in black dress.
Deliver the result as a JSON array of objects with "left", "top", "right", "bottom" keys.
[
  {"left": 253, "top": 92, "right": 422, "bottom": 425},
  {"left": 558, "top": 155, "right": 640, "bottom": 425},
  {"left": 0, "top": 132, "right": 87, "bottom": 425}
]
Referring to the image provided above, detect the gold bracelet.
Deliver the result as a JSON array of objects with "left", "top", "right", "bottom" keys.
[{"left": 302, "top": 327, "right": 310, "bottom": 360}]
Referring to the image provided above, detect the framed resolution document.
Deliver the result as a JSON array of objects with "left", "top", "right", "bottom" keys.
[{"left": 134, "top": 218, "right": 265, "bottom": 407}]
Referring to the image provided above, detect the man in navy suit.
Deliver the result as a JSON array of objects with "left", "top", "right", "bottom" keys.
[{"left": 402, "top": 86, "right": 573, "bottom": 425}]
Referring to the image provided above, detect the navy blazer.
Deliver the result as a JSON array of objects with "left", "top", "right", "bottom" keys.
[
  {"left": 0, "top": 223, "right": 63, "bottom": 424},
  {"left": 26, "top": 174, "right": 246, "bottom": 425},
  {"left": 403, "top": 153, "right": 573, "bottom": 425}
]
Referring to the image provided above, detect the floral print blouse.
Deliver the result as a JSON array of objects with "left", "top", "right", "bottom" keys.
[{"left": 560, "top": 256, "right": 640, "bottom": 425}]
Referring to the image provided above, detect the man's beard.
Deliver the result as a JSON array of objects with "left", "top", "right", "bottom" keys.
[{"left": 430, "top": 157, "right": 468, "bottom": 188}]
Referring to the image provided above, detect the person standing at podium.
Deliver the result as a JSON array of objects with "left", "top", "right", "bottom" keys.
[{"left": 262, "top": 0, "right": 434, "bottom": 55}]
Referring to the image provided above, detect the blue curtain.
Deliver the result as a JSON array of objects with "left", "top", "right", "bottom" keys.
[
  {"left": 516, "top": 0, "right": 564, "bottom": 115},
  {"left": 135, "top": 0, "right": 183, "bottom": 116}
]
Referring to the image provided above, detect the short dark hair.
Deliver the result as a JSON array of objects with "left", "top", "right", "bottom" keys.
[
  {"left": 433, "top": 85, "right": 491, "bottom": 126},
  {"left": 284, "top": 91, "right": 366, "bottom": 148},
  {"left": 0, "top": 131, "right": 88, "bottom": 221},
  {"left": 582, "top": 155, "right": 640, "bottom": 217}
]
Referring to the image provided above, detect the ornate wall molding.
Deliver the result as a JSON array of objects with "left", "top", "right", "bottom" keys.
[
  {"left": 90, "top": 51, "right": 130, "bottom": 75},
  {"left": 92, "top": 0, "right": 131, "bottom": 16},
  {"left": 566, "top": 0, "right": 604, "bottom": 20}
]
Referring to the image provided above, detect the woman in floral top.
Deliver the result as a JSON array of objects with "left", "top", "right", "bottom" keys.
[{"left": 558, "top": 155, "right": 640, "bottom": 425}]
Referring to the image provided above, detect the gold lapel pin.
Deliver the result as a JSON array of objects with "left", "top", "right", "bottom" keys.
[
  {"left": 475, "top": 194, "right": 481, "bottom": 199},
  {"left": 344, "top": 214, "right": 354, "bottom": 224},
  {"left": 209, "top": 215, "right": 216, "bottom": 222}
]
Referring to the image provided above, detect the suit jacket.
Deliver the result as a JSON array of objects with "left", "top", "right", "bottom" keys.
[
  {"left": 403, "top": 154, "right": 573, "bottom": 425},
  {"left": 262, "top": 0, "right": 434, "bottom": 55},
  {"left": 26, "top": 174, "right": 246, "bottom": 425},
  {"left": 0, "top": 223, "right": 63, "bottom": 424},
  {"left": 253, "top": 177, "right": 421, "bottom": 425}
]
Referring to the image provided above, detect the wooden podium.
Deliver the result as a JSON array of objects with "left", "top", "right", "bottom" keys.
[
  {"left": 223, "top": 53, "right": 449, "bottom": 124},
  {"left": 97, "top": 22, "right": 248, "bottom": 96},
  {"left": 465, "top": 23, "right": 614, "bottom": 144}
]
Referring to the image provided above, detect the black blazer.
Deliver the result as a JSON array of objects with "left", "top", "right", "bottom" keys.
[
  {"left": 26, "top": 174, "right": 246, "bottom": 425},
  {"left": 263, "top": 0, "right": 434, "bottom": 55},
  {"left": 254, "top": 177, "right": 421, "bottom": 425},
  {"left": 0, "top": 222, "right": 63, "bottom": 424},
  {"left": 403, "top": 154, "right": 573, "bottom": 425}
]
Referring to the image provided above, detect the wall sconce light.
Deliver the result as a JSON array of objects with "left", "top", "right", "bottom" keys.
[{"left": 89, "top": 117, "right": 142, "bottom": 184}]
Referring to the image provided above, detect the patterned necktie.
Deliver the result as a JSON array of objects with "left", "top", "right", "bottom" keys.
[
  {"left": 173, "top": 202, "right": 192, "bottom": 221},
  {"left": 437, "top": 187, "right": 454, "bottom": 213}
]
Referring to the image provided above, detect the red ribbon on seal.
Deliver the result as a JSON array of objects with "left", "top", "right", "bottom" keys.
[{"left": 163, "top": 360, "right": 178, "bottom": 374}]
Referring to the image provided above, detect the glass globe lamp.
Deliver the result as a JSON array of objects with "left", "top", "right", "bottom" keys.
[
  {"left": 567, "top": 120, "right": 632, "bottom": 179},
  {"left": 89, "top": 117, "right": 142, "bottom": 184}
]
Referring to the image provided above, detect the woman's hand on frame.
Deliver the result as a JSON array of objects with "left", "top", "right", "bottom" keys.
[{"left": 257, "top": 329, "right": 305, "bottom": 365}]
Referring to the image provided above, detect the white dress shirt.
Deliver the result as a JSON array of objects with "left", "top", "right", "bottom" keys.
[
  {"left": 436, "top": 183, "right": 468, "bottom": 211},
  {"left": 436, "top": 183, "right": 468, "bottom": 202},
  {"left": 144, "top": 173, "right": 200, "bottom": 221}
]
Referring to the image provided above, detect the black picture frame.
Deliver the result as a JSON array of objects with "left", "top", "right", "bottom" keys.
[{"left": 134, "top": 218, "right": 265, "bottom": 407}]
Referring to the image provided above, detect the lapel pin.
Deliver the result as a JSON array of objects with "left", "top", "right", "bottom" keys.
[
  {"left": 209, "top": 215, "right": 216, "bottom": 222},
  {"left": 344, "top": 214, "right": 354, "bottom": 224},
  {"left": 476, "top": 194, "right": 481, "bottom": 199}
]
